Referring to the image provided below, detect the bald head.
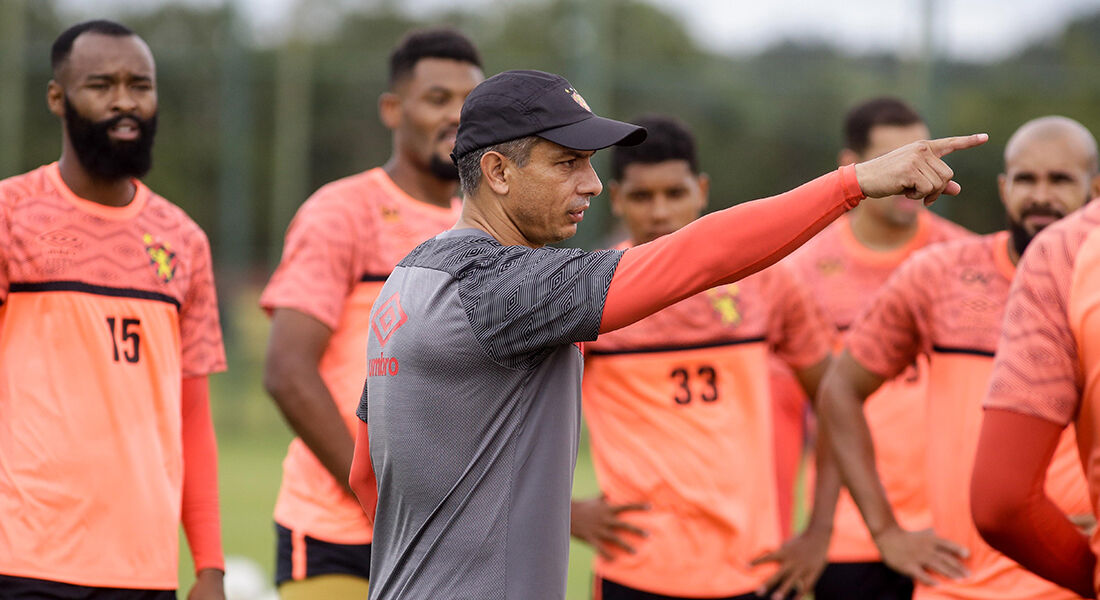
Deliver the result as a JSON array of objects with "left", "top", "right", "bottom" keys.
[
  {"left": 1004, "top": 116, "right": 1098, "bottom": 175},
  {"left": 999, "top": 115, "right": 1100, "bottom": 260}
]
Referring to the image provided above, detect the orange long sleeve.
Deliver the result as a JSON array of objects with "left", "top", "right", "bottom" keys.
[
  {"left": 600, "top": 164, "right": 864, "bottom": 333},
  {"left": 350, "top": 420, "right": 378, "bottom": 524},
  {"left": 970, "top": 408, "right": 1095, "bottom": 598},
  {"left": 180, "top": 375, "right": 224, "bottom": 573}
]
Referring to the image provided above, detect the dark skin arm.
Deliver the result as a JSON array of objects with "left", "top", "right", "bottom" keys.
[
  {"left": 752, "top": 357, "right": 840, "bottom": 599},
  {"left": 818, "top": 350, "right": 968, "bottom": 586},
  {"left": 570, "top": 497, "right": 650, "bottom": 559},
  {"left": 188, "top": 570, "right": 225, "bottom": 600},
  {"left": 263, "top": 308, "right": 354, "bottom": 494}
]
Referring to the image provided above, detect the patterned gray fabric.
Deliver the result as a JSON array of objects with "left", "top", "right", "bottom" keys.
[{"left": 358, "top": 229, "right": 622, "bottom": 600}]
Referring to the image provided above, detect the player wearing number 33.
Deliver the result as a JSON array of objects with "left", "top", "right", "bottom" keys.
[
  {"left": 572, "top": 115, "right": 836, "bottom": 600},
  {"left": 0, "top": 20, "right": 227, "bottom": 599}
]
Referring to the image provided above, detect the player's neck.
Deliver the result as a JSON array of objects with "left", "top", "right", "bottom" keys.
[
  {"left": 56, "top": 152, "right": 136, "bottom": 208},
  {"left": 848, "top": 209, "right": 920, "bottom": 252},
  {"left": 383, "top": 158, "right": 457, "bottom": 209}
]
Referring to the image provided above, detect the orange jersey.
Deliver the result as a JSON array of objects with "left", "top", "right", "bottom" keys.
[
  {"left": 583, "top": 257, "right": 833, "bottom": 597},
  {"left": 984, "top": 201, "right": 1100, "bottom": 595},
  {"left": 848, "top": 232, "right": 1089, "bottom": 600},
  {"left": 786, "top": 209, "right": 972, "bottom": 562},
  {"left": 0, "top": 163, "right": 225, "bottom": 589},
  {"left": 259, "top": 167, "right": 460, "bottom": 544}
]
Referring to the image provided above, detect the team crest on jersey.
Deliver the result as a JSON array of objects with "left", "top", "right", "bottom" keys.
[
  {"left": 705, "top": 283, "right": 742, "bottom": 326},
  {"left": 372, "top": 292, "right": 408, "bottom": 348},
  {"left": 565, "top": 87, "right": 591, "bottom": 112},
  {"left": 142, "top": 234, "right": 177, "bottom": 283}
]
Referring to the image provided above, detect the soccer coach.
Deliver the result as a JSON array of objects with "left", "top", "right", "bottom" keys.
[{"left": 349, "top": 69, "right": 987, "bottom": 600}]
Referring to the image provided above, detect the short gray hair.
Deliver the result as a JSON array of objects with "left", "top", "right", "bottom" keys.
[{"left": 457, "top": 136, "right": 541, "bottom": 198}]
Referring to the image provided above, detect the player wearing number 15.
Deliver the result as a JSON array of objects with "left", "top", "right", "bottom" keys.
[{"left": 0, "top": 20, "right": 226, "bottom": 599}]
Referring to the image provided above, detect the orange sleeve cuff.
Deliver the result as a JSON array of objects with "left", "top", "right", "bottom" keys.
[
  {"left": 600, "top": 166, "right": 863, "bottom": 333},
  {"left": 838, "top": 163, "right": 864, "bottom": 208},
  {"left": 181, "top": 376, "right": 225, "bottom": 573}
]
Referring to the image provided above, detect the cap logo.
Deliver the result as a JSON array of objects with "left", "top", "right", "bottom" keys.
[{"left": 566, "top": 87, "right": 591, "bottom": 112}]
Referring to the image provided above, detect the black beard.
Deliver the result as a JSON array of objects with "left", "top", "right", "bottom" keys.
[
  {"left": 1007, "top": 205, "right": 1072, "bottom": 257},
  {"left": 429, "top": 153, "right": 460, "bottom": 181},
  {"left": 64, "top": 95, "right": 157, "bottom": 180},
  {"left": 1007, "top": 217, "right": 1034, "bottom": 258}
]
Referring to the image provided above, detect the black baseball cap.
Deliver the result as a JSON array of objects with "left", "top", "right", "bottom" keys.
[{"left": 451, "top": 70, "right": 647, "bottom": 161}]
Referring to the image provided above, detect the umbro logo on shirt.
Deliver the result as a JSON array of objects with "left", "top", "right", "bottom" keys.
[{"left": 372, "top": 292, "right": 408, "bottom": 348}]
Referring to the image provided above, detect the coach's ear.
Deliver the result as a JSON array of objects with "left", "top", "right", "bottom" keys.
[
  {"left": 481, "top": 150, "right": 509, "bottom": 196},
  {"left": 838, "top": 148, "right": 859, "bottom": 168}
]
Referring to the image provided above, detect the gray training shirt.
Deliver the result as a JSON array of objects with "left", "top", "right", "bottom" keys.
[{"left": 357, "top": 229, "right": 623, "bottom": 600}]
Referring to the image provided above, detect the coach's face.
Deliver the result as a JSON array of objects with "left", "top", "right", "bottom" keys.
[
  {"left": 48, "top": 32, "right": 158, "bottom": 179},
  {"left": 999, "top": 134, "right": 1094, "bottom": 240},
  {"left": 610, "top": 160, "right": 708, "bottom": 245},
  {"left": 503, "top": 139, "right": 603, "bottom": 246},
  {"left": 858, "top": 123, "right": 931, "bottom": 227},
  {"left": 382, "top": 58, "right": 483, "bottom": 181}
]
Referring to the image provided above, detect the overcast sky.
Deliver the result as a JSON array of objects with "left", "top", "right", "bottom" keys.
[{"left": 56, "top": 0, "right": 1100, "bottom": 61}]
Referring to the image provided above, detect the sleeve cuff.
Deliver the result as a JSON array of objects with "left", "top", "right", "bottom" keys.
[{"left": 838, "top": 164, "right": 865, "bottom": 208}]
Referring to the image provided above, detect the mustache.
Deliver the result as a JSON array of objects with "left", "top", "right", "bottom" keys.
[
  {"left": 100, "top": 113, "right": 147, "bottom": 135},
  {"left": 1020, "top": 205, "right": 1065, "bottom": 219}
]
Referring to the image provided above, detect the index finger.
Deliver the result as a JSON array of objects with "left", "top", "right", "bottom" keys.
[{"left": 928, "top": 133, "right": 989, "bottom": 158}]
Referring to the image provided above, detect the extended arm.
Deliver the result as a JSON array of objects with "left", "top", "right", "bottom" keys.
[
  {"left": 601, "top": 134, "right": 987, "bottom": 333},
  {"left": 970, "top": 408, "right": 1095, "bottom": 598},
  {"left": 180, "top": 375, "right": 226, "bottom": 599},
  {"left": 263, "top": 308, "right": 355, "bottom": 493}
]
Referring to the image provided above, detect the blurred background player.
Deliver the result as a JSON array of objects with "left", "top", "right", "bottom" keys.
[
  {"left": 0, "top": 20, "right": 226, "bottom": 599},
  {"left": 259, "top": 28, "right": 483, "bottom": 599},
  {"left": 820, "top": 115, "right": 1098, "bottom": 599},
  {"left": 570, "top": 114, "right": 837, "bottom": 600},
  {"left": 970, "top": 131, "right": 1100, "bottom": 598},
  {"left": 785, "top": 96, "right": 972, "bottom": 600}
]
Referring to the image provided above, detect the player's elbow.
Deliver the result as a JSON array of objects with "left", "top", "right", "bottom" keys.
[{"left": 261, "top": 350, "right": 307, "bottom": 409}]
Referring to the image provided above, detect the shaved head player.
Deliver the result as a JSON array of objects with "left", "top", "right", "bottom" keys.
[
  {"left": 970, "top": 122, "right": 1100, "bottom": 598},
  {"left": 0, "top": 20, "right": 226, "bottom": 599},
  {"left": 348, "top": 69, "right": 986, "bottom": 599},
  {"left": 821, "top": 116, "right": 1098, "bottom": 600}
]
